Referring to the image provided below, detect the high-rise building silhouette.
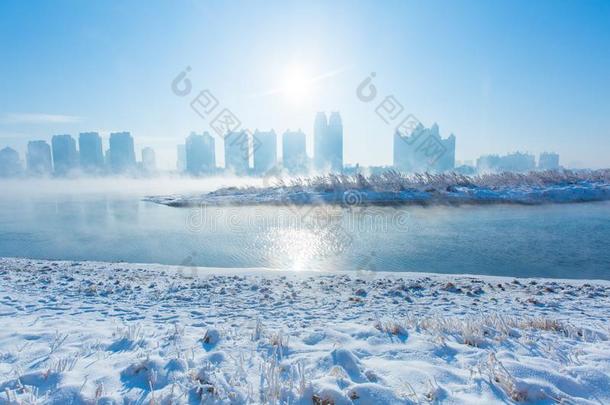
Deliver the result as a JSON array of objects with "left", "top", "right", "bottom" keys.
[
  {"left": 538, "top": 152, "right": 560, "bottom": 170},
  {"left": 141, "top": 147, "right": 156, "bottom": 172},
  {"left": 476, "top": 155, "right": 501, "bottom": 172},
  {"left": 314, "top": 112, "right": 343, "bottom": 173},
  {"left": 27, "top": 140, "right": 53, "bottom": 175},
  {"left": 327, "top": 112, "right": 344, "bottom": 172},
  {"left": 51, "top": 134, "right": 78, "bottom": 176},
  {"left": 176, "top": 144, "right": 186, "bottom": 172},
  {"left": 282, "top": 130, "right": 307, "bottom": 173},
  {"left": 393, "top": 123, "right": 455, "bottom": 173},
  {"left": 108, "top": 132, "right": 136, "bottom": 173},
  {"left": 185, "top": 132, "right": 216, "bottom": 175},
  {"left": 476, "top": 152, "right": 535, "bottom": 173},
  {"left": 79, "top": 132, "right": 104, "bottom": 173},
  {"left": 500, "top": 152, "right": 535, "bottom": 172},
  {"left": 224, "top": 130, "right": 250, "bottom": 175},
  {"left": 0, "top": 147, "right": 22, "bottom": 177},
  {"left": 314, "top": 112, "right": 328, "bottom": 171},
  {"left": 252, "top": 130, "right": 277, "bottom": 174}
]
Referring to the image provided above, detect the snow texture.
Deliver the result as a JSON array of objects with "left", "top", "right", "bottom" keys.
[{"left": 1, "top": 257, "right": 609, "bottom": 404}]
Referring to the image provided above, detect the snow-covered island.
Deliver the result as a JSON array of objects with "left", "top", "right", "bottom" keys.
[
  {"left": 1, "top": 257, "right": 609, "bottom": 404},
  {"left": 145, "top": 170, "right": 610, "bottom": 207}
]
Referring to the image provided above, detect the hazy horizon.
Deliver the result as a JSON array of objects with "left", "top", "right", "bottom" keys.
[{"left": 1, "top": 0, "right": 609, "bottom": 169}]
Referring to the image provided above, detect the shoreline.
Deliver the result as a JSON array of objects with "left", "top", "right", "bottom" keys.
[{"left": 2, "top": 256, "right": 610, "bottom": 285}]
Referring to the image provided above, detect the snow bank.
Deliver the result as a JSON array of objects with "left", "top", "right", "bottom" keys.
[
  {"left": 1, "top": 257, "right": 609, "bottom": 404},
  {"left": 145, "top": 170, "right": 610, "bottom": 207}
]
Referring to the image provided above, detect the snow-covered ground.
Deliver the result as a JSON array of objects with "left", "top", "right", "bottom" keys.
[
  {"left": 145, "top": 170, "right": 610, "bottom": 207},
  {"left": 1, "top": 258, "right": 609, "bottom": 404}
]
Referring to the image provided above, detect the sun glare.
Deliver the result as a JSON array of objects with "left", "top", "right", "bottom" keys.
[{"left": 281, "top": 64, "right": 311, "bottom": 102}]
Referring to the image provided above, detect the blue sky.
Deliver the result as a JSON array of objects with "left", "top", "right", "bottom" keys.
[{"left": 0, "top": 0, "right": 609, "bottom": 169}]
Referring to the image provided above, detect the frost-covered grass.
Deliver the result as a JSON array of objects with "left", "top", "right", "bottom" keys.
[
  {"left": 259, "top": 169, "right": 610, "bottom": 192},
  {"left": 1, "top": 257, "right": 609, "bottom": 404},
  {"left": 146, "top": 169, "right": 610, "bottom": 207}
]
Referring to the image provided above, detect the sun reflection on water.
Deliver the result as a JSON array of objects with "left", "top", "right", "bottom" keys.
[{"left": 262, "top": 228, "right": 324, "bottom": 271}]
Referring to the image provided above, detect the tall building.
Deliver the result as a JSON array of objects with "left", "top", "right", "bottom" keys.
[
  {"left": 314, "top": 112, "right": 328, "bottom": 171},
  {"left": 476, "top": 155, "right": 502, "bottom": 172},
  {"left": 252, "top": 130, "right": 277, "bottom": 174},
  {"left": 141, "top": 147, "right": 156, "bottom": 172},
  {"left": 476, "top": 152, "right": 536, "bottom": 173},
  {"left": 105, "top": 148, "right": 112, "bottom": 167},
  {"left": 27, "top": 140, "right": 52, "bottom": 175},
  {"left": 79, "top": 132, "right": 104, "bottom": 173},
  {"left": 177, "top": 144, "right": 186, "bottom": 172},
  {"left": 500, "top": 152, "right": 536, "bottom": 172},
  {"left": 539, "top": 152, "right": 560, "bottom": 170},
  {"left": 224, "top": 130, "right": 250, "bottom": 175},
  {"left": 314, "top": 112, "right": 343, "bottom": 173},
  {"left": 185, "top": 132, "right": 216, "bottom": 175},
  {"left": 108, "top": 132, "right": 136, "bottom": 173},
  {"left": 393, "top": 123, "right": 455, "bottom": 173},
  {"left": 327, "top": 112, "right": 344, "bottom": 172},
  {"left": 0, "top": 147, "right": 22, "bottom": 177},
  {"left": 282, "top": 129, "right": 307, "bottom": 173},
  {"left": 51, "top": 134, "right": 78, "bottom": 176}
]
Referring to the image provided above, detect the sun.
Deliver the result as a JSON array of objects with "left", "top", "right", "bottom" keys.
[{"left": 280, "top": 64, "right": 312, "bottom": 102}]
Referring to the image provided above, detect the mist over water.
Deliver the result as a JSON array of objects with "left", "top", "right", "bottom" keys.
[{"left": 0, "top": 177, "right": 609, "bottom": 280}]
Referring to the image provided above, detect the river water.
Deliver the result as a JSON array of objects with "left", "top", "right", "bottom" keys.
[{"left": 1, "top": 178, "right": 609, "bottom": 280}]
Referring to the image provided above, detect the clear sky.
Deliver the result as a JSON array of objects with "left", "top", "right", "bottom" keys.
[{"left": 1, "top": 0, "right": 609, "bottom": 169}]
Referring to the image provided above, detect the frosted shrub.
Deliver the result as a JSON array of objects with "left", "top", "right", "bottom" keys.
[
  {"left": 48, "top": 354, "right": 79, "bottom": 373},
  {"left": 483, "top": 353, "right": 528, "bottom": 402},
  {"left": 214, "top": 169, "right": 610, "bottom": 195}
]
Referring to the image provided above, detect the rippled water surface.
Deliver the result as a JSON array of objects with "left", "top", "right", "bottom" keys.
[{"left": 1, "top": 178, "right": 609, "bottom": 280}]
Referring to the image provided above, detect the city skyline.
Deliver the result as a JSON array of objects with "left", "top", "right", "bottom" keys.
[
  {"left": 0, "top": 1, "right": 608, "bottom": 170},
  {"left": 0, "top": 111, "right": 562, "bottom": 177}
]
